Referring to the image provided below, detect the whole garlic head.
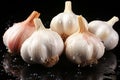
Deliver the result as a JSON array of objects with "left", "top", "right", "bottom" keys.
[
  {"left": 3, "top": 11, "right": 40, "bottom": 53},
  {"left": 65, "top": 16, "right": 105, "bottom": 66},
  {"left": 20, "top": 18, "right": 64, "bottom": 67},
  {"left": 88, "top": 16, "right": 119, "bottom": 50},
  {"left": 50, "top": 1, "right": 79, "bottom": 40}
]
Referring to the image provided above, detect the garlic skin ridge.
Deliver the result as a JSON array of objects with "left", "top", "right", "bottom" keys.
[
  {"left": 20, "top": 18, "right": 64, "bottom": 67},
  {"left": 50, "top": 1, "right": 79, "bottom": 40},
  {"left": 3, "top": 11, "right": 40, "bottom": 53},
  {"left": 65, "top": 15, "right": 105, "bottom": 66},
  {"left": 88, "top": 16, "right": 119, "bottom": 50}
]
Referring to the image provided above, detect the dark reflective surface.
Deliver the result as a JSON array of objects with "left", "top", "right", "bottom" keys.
[{"left": 0, "top": 50, "right": 119, "bottom": 80}]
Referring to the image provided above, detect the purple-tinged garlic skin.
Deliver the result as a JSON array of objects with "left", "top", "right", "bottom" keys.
[{"left": 3, "top": 11, "right": 40, "bottom": 53}]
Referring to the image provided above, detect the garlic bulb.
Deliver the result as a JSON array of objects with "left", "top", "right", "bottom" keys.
[
  {"left": 50, "top": 1, "right": 80, "bottom": 40},
  {"left": 3, "top": 11, "right": 40, "bottom": 53},
  {"left": 20, "top": 18, "right": 64, "bottom": 67},
  {"left": 88, "top": 16, "right": 119, "bottom": 50},
  {"left": 65, "top": 16, "right": 105, "bottom": 66}
]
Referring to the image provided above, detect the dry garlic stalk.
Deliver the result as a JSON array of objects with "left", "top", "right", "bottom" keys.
[
  {"left": 88, "top": 16, "right": 119, "bottom": 50},
  {"left": 3, "top": 11, "right": 40, "bottom": 53},
  {"left": 65, "top": 15, "right": 105, "bottom": 66},
  {"left": 50, "top": 1, "right": 80, "bottom": 41},
  {"left": 20, "top": 18, "right": 64, "bottom": 67}
]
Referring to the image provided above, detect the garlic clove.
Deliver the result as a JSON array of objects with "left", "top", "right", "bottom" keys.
[
  {"left": 104, "top": 30, "right": 119, "bottom": 49},
  {"left": 3, "top": 11, "right": 40, "bottom": 53},
  {"left": 50, "top": 1, "right": 79, "bottom": 41},
  {"left": 65, "top": 15, "right": 105, "bottom": 66},
  {"left": 20, "top": 18, "right": 64, "bottom": 67},
  {"left": 88, "top": 16, "right": 119, "bottom": 50}
]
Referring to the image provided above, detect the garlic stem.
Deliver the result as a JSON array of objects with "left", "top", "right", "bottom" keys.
[
  {"left": 64, "top": 1, "right": 73, "bottom": 13},
  {"left": 33, "top": 18, "right": 45, "bottom": 30},
  {"left": 78, "top": 16, "right": 87, "bottom": 33},
  {"left": 107, "top": 16, "right": 119, "bottom": 27},
  {"left": 25, "top": 11, "right": 40, "bottom": 24}
]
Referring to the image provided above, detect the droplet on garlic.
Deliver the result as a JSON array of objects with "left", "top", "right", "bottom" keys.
[
  {"left": 65, "top": 15, "right": 105, "bottom": 66},
  {"left": 73, "top": 56, "right": 75, "bottom": 60},
  {"left": 50, "top": 1, "right": 79, "bottom": 41},
  {"left": 20, "top": 18, "right": 64, "bottom": 67}
]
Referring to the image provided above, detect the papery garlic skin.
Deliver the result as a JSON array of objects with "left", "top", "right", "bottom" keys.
[
  {"left": 3, "top": 11, "right": 40, "bottom": 53},
  {"left": 65, "top": 16, "right": 105, "bottom": 66},
  {"left": 20, "top": 18, "right": 64, "bottom": 67},
  {"left": 50, "top": 1, "right": 79, "bottom": 40},
  {"left": 103, "top": 30, "right": 119, "bottom": 49},
  {"left": 88, "top": 16, "right": 119, "bottom": 50}
]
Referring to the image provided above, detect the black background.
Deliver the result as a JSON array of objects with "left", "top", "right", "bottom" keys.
[{"left": 0, "top": 0, "right": 120, "bottom": 80}]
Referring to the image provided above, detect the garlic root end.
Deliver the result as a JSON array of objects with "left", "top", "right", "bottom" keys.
[{"left": 44, "top": 56, "right": 59, "bottom": 67}]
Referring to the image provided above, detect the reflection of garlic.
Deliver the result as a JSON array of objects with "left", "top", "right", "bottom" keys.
[
  {"left": 88, "top": 16, "right": 119, "bottom": 50},
  {"left": 65, "top": 16, "right": 105, "bottom": 66},
  {"left": 50, "top": 1, "right": 79, "bottom": 40},
  {"left": 3, "top": 11, "right": 40, "bottom": 53},
  {"left": 20, "top": 18, "right": 64, "bottom": 67}
]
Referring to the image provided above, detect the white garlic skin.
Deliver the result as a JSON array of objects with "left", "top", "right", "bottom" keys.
[
  {"left": 50, "top": 13, "right": 78, "bottom": 36},
  {"left": 50, "top": 1, "right": 79, "bottom": 40},
  {"left": 20, "top": 18, "right": 64, "bottom": 67},
  {"left": 65, "top": 16, "right": 105, "bottom": 66},
  {"left": 104, "top": 30, "right": 119, "bottom": 49},
  {"left": 88, "top": 16, "right": 119, "bottom": 50},
  {"left": 65, "top": 33, "right": 105, "bottom": 65}
]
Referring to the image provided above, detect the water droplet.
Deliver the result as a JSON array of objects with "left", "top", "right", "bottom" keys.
[
  {"left": 27, "top": 64, "right": 30, "bottom": 67},
  {"left": 118, "top": 65, "right": 120, "bottom": 68},
  {"left": 90, "top": 64, "right": 93, "bottom": 67},
  {"left": 7, "top": 73, "right": 12, "bottom": 76},
  {"left": 30, "top": 58, "right": 33, "bottom": 61},
  {"left": 78, "top": 64, "right": 80, "bottom": 67},
  {"left": 6, "top": 47, "right": 8, "bottom": 50},
  {"left": 73, "top": 56, "right": 75, "bottom": 60},
  {"left": 1, "top": 69, "right": 5, "bottom": 72},
  {"left": 47, "top": 71, "right": 51, "bottom": 74},
  {"left": 5, "top": 27, "right": 8, "bottom": 30},
  {"left": 41, "top": 57, "right": 44, "bottom": 61},
  {"left": 13, "top": 58, "right": 17, "bottom": 62},
  {"left": 38, "top": 76, "right": 42, "bottom": 79},
  {"left": 0, "top": 49, "right": 2, "bottom": 52},
  {"left": 33, "top": 73, "right": 38, "bottom": 76},
  {"left": 77, "top": 71, "right": 81, "bottom": 75},
  {"left": 50, "top": 74, "right": 55, "bottom": 77},
  {"left": 2, "top": 55, "right": 5, "bottom": 58}
]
